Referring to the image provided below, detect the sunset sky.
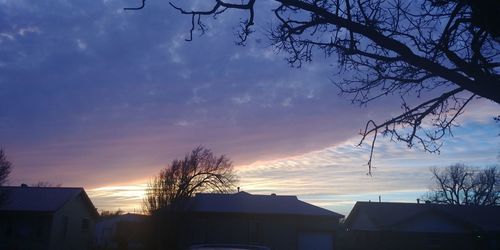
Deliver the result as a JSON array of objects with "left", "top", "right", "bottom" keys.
[{"left": 1, "top": 0, "right": 498, "bottom": 215}]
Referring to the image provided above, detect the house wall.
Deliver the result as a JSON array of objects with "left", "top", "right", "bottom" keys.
[
  {"left": 178, "top": 213, "right": 339, "bottom": 250},
  {"left": 94, "top": 216, "right": 121, "bottom": 249},
  {"left": 0, "top": 212, "right": 53, "bottom": 250},
  {"left": 393, "top": 212, "right": 469, "bottom": 233},
  {"left": 114, "top": 219, "right": 151, "bottom": 250},
  {"left": 343, "top": 230, "right": 493, "bottom": 250},
  {"left": 49, "top": 193, "right": 95, "bottom": 250},
  {"left": 343, "top": 207, "right": 499, "bottom": 250},
  {"left": 94, "top": 214, "right": 151, "bottom": 250}
]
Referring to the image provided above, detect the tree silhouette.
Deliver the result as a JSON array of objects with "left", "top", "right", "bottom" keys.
[
  {"left": 31, "top": 181, "right": 62, "bottom": 187},
  {"left": 143, "top": 146, "right": 238, "bottom": 214},
  {"left": 100, "top": 209, "right": 125, "bottom": 218},
  {"left": 0, "top": 149, "right": 12, "bottom": 186},
  {"left": 127, "top": 0, "right": 500, "bottom": 173},
  {"left": 0, "top": 149, "right": 13, "bottom": 205},
  {"left": 143, "top": 146, "right": 237, "bottom": 249},
  {"left": 425, "top": 164, "right": 500, "bottom": 205}
]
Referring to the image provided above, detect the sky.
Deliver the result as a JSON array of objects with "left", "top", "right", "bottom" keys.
[{"left": 0, "top": 0, "right": 498, "bottom": 215}]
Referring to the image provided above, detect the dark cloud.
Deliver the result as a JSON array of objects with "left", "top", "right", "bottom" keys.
[{"left": 0, "top": 0, "right": 497, "bottom": 210}]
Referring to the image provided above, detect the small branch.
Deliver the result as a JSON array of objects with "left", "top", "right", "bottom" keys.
[
  {"left": 357, "top": 120, "right": 378, "bottom": 175},
  {"left": 169, "top": 0, "right": 256, "bottom": 44},
  {"left": 358, "top": 87, "right": 465, "bottom": 173},
  {"left": 124, "top": 0, "right": 146, "bottom": 10}
]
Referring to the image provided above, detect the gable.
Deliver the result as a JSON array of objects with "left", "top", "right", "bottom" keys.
[
  {"left": 347, "top": 210, "right": 378, "bottom": 231},
  {"left": 56, "top": 192, "right": 99, "bottom": 218}
]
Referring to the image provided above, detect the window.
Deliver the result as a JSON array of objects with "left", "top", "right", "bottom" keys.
[
  {"left": 192, "top": 219, "right": 207, "bottom": 243},
  {"left": 248, "top": 221, "right": 262, "bottom": 243},
  {"left": 36, "top": 222, "right": 44, "bottom": 239},
  {"left": 62, "top": 216, "right": 68, "bottom": 238},
  {"left": 5, "top": 219, "right": 12, "bottom": 237},
  {"left": 81, "top": 218, "right": 90, "bottom": 232},
  {"left": 425, "top": 234, "right": 441, "bottom": 249}
]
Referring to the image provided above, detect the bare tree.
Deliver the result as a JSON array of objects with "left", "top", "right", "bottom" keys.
[
  {"left": 425, "top": 164, "right": 500, "bottom": 205},
  {"left": 143, "top": 146, "right": 237, "bottom": 249},
  {"left": 31, "top": 181, "right": 62, "bottom": 187},
  {"left": 127, "top": 0, "right": 500, "bottom": 173},
  {"left": 143, "top": 146, "right": 238, "bottom": 214},
  {"left": 0, "top": 149, "right": 13, "bottom": 205},
  {"left": 0, "top": 149, "right": 12, "bottom": 186},
  {"left": 100, "top": 209, "right": 125, "bottom": 218}
]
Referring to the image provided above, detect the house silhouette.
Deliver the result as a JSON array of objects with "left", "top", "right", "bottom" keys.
[
  {"left": 343, "top": 201, "right": 500, "bottom": 250},
  {"left": 0, "top": 186, "right": 98, "bottom": 250},
  {"left": 158, "top": 191, "right": 344, "bottom": 250}
]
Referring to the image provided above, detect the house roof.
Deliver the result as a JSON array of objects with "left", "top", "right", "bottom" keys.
[
  {"left": 345, "top": 201, "right": 500, "bottom": 232},
  {"left": 0, "top": 186, "right": 98, "bottom": 216},
  {"left": 185, "top": 191, "right": 344, "bottom": 217}
]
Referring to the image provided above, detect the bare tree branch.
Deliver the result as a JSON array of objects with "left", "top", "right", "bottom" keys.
[
  {"left": 0, "top": 149, "right": 12, "bottom": 186},
  {"left": 143, "top": 146, "right": 238, "bottom": 214},
  {"left": 129, "top": 0, "right": 500, "bottom": 172},
  {"left": 124, "top": 0, "right": 146, "bottom": 10},
  {"left": 425, "top": 164, "right": 500, "bottom": 206}
]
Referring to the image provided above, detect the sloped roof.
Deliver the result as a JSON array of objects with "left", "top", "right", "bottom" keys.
[
  {"left": 186, "top": 191, "right": 344, "bottom": 217},
  {"left": 345, "top": 201, "right": 500, "bottom": 232},
  {"left": 0, "top": 186, "right": 98, "bottom": 216}
]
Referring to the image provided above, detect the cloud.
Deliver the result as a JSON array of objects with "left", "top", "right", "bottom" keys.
[
  {"left": 0, "top": 0, "right": 497, "bottom": 216},
  {"left": 236, "top": 120, "right": 499, "bottom": 214},
  {"left": 17, "top": 26, "right": 41, "bottom": 36},
  {"left": 76, "top": 39, "right": 87, "bottom": 50},
  {"left": 231, "top": 94, "right": 252, "bottom": 104},
  {"left": 87, "top": 183, "right": 147, "bottom": 212},
  {"left": 83, "top": 119, "right": 498, "bottom": 214}
]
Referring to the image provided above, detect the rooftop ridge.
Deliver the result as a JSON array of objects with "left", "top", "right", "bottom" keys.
[
  {"left": 195, "top": 192, "right": 298, "bottom": 198},
  {"left": 191, "top": 191, "right": 344, "bottom": 218}
]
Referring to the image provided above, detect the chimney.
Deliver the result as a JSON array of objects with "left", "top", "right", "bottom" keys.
[
  {"left": 417, "top": 198, "right": 420, "bottom": 204},
  {"left": 237, "top": 187, "right": 240, "bottom": 193},
  {"left": 378, "top": 195, "right": 381, "bottom": 202}
]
